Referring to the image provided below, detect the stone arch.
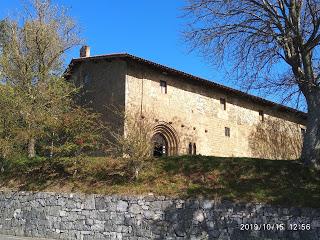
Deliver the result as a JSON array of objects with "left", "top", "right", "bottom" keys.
[{"left": 153, "top": 122, "right": 179, "bottom": 156}]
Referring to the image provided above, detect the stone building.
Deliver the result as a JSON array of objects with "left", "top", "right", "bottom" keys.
[{"left": 67, "top": 46, "right": 307, "bottom": 159}]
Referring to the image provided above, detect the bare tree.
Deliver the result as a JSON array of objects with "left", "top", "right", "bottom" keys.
[
  {"left": 105, "top": 108, "right": 154, "bottom": 180},
  {"left": 184, "top": 0, "right": 320, "bottom": 169},
  {"left": 249, "top": 118, "right": 303, "bottom": 160}
]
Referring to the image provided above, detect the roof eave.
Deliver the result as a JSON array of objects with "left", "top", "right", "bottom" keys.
[{"left": 67, "top": 54, "right": 307, "bottom": 120}]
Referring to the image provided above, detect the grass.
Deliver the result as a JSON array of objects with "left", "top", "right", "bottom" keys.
[{"left": 0, "top": 155, "right": 320, "bottom": 208}]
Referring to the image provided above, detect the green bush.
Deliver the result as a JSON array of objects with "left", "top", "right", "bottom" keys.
[
  {"left": 1, "top": 154, "right": 46, "bottom": 174},
  {"left": 36, "top": 107, "right": 107, "bottom": 158}
]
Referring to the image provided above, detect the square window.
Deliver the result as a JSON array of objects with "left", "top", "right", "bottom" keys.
[
  {"left": 225, "top": 127, "right": 230, "bottom": 137},
  {"left": 220, "top": 98, "right": 226, "bottom": 110},
  {"left": 160, "top": 80, "right": 167, "bottom": 94}
]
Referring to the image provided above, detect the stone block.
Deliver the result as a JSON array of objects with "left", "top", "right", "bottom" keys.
[{"left": 116, "top": 200, "right": 128, "bottom": 212}]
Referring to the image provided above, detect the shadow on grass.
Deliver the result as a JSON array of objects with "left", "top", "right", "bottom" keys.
[
  {"left": 0, "top": 157, "right": 130, "bottom": 192},
  {"left": 1, "top": 155, "right": 320, "bottom": 208},
  {"left": 0, "top": 157, "right": 71, "bottom": 192},
  {"left": 159, "top": 155, "right": 320, "bottom": 208}
]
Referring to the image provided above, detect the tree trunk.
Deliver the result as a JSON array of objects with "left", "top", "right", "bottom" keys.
[
  {"left": 28, "top": 138, "right": 36, "bottom": 158},
  {"left": 301, "top": 89, "right": 320, "bottom": 169}
]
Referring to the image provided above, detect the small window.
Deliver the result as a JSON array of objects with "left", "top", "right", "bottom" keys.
[
  {"left": 193, "top": 143, "right": 197, "bottom": 155},
  {"left": 259, "top": 110, "right": 264, "bottom": 122},
  {"left": 84, "top": 73, "right": 91, "bottom": 86},
  {"left": 220, "top": 98, "right": 226, "bottom": 110},
  {"left": 188, "top": 142, "right": 192, "bottom": 155},
  {"left": 301, "top": 128, "right": 306, "bottom": 138},
  {"left": 160, "top": 80, "right": 167, "bottom": 94},
  {"left": 225, "top": 127, "right": 230, "bottom": 137}
]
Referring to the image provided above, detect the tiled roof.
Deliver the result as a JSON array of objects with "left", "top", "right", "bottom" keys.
[{"left": 68, "top": 53, "right": 307, "bottom": 120}]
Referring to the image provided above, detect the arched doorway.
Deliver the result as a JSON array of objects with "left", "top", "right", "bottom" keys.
[
  {"left": 152, "top": 122, "right": 179, "bottom": 157},
  {"left": 152, "top": 133, "right": 168, "bottom": 157}
]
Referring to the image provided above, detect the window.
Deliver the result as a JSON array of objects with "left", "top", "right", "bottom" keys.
[
  {"left": 188, "top": 142, "right": 192, "bottom": 155},
  {"left": 301, "top": 128, "right": 306, "bottom": 138},
  {"left": 259, "top": 110, "right": 264, "bottom": 122},
  {"left": 188, "top": 142, "right": 197, "bottom": 155},
  {"left": 225, "top": 127, "right": 230, "bottom": 137},
  {"left": 160, "top": 80, "right": 167, "bottom": 94},
  {"left": 193, "top": 143, "right": 197, "bottom": 155},
  {"left": 220, "top": 98, "right": 226, "bottom": 110},
  {"left": 84, "top": 74, "right": 91, "bottom": 86}
]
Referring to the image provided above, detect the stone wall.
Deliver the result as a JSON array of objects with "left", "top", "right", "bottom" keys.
[
  {"left": 125, "top": 61, "right": 305, "bottom": 159},
  {"left": 70, "top": 57, "right": 306, "bottom": 159},
  {"left": 70, "top": 58, "right": 127, "bottom": 132},
  {"left": 0, "top": 191, "right": 319, "bottom": 240}
]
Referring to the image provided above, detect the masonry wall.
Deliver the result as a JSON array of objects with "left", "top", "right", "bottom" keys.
[
  {"left": 70, "top": 59, "right": 127, "bottom": 131},
  {"left": 0, "top": 191, "right": 319, "bottom": 240},
  {"left": 125, "top": 61, "right": 305, "bottom": 158}
]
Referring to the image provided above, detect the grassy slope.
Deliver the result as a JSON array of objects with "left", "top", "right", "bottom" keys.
[{"left": 0, "top": 155, "right": 320, "bottom": 208}]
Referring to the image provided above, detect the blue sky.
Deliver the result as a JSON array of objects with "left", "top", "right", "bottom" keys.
[
  {"left": 0, "top": 1, "right": 227, "bottom": 85},
  {"left": 0, "top": 0, "right": 300, "bottom": 108}
]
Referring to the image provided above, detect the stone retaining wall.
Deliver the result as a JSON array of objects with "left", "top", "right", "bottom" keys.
[{"left": 0, "top": 191, "right": 319, "bottom": 239}]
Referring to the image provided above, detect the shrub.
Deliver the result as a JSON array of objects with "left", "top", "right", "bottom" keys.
[
  {"left": 38, "top": 107, "right": 107, "bottom": 157},
  {"left": 106, "top": 109, "right": 154, "bottom": 180}
]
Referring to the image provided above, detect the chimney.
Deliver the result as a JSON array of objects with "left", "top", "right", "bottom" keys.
[{"left": 80, "top": 45, "right": 90, "bottom": 58}]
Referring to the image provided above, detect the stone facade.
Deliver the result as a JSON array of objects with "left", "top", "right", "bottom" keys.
[
  {"left": 68, "top": 53, "right": 306, "bottom": 159},
  {"left": 69, "top": 58, "right": 126, "bottom": 132},
  {"left": 0, "top": 190, "right": 319, "bottom": 240}
]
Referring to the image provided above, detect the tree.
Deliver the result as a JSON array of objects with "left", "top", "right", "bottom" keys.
[
  {"left": 0, "top": 85, "right": 19, "bottom": 159},
  {"left": 0, "top": 0, "right": 81, "bottom": 158},
  {"left": 0, "top": 20, "right": 9, "bottom": 46},
  {"left": 38, "top": 106, "right": 106, "bottom": 157},
  {"left": 184, "top": 0, "right": 320, "bottom": 169},
  {"left": 106, "top": 108, "right": 154, "bottom": 180},
  {"left": 249, "top": 118, "right": 303, "bottom": 160}
]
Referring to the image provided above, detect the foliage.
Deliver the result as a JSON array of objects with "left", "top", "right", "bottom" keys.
[
  {"left": 0, "top": 0, "right": 81, "bottom": 158},
  {"left": 1, "top": 154, "right": 46, "bottom": 173},
  {"left": 0, "top": 84, "right": 23, "bottom": 158},
  {"left": 39, "top": 107, "right": 107, "bottom": 157},
  {"left": 0, "top": 0, "right": 105, "bottom": 160}
]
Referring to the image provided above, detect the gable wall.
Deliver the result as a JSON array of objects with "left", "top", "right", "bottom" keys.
[{"left": 70, "top": 59, "right": 127, "bottom": 133}]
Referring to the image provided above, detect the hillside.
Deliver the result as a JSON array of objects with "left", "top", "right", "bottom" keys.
[{"left": 1, "top": 155, "right": 319, "bottom": 208}]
